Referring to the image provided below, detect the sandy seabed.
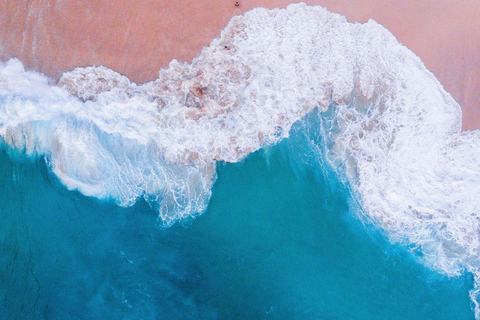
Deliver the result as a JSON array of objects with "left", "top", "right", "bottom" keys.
[{"left": 1, "top": 0, "right": 479, "bottom": 129}]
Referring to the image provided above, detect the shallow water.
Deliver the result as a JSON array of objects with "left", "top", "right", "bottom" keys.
[{"left": 0, "top": 135, "right": 474, "bottom": 319}]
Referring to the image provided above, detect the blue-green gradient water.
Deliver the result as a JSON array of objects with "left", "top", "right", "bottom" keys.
[{"left": 0, "top": 127, "right": 475, "bottom": 319}]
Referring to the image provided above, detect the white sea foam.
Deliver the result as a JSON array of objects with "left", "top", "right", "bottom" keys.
[{"left": 0, "top": 3, "right": 479, "bottom": 315}]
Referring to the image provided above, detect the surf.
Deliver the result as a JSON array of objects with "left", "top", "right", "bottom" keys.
[{"left": 0, "top": 3, "right": 479, "bottom": 316}]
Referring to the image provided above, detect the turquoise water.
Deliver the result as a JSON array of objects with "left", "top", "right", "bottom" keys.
[{"left": 0, "top": 129, "right": 475, "bottom": 319}]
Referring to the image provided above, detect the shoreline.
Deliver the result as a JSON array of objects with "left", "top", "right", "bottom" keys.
[{"left": 1, "top": 0, "right": 479, "bottom": 129}]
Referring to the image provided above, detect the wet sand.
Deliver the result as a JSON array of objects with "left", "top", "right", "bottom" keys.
[{"left": 1, "top": 0, "right": 479, "bottom": 129}]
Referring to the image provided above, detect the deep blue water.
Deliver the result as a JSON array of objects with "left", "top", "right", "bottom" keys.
[{"left": 0, "top": 131, "right": 475, "bottom": 319}]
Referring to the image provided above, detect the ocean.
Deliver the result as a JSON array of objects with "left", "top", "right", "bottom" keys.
[
  {"left": 0, "top": 132, "right": 474, "bottom": 319},
  {"left": 0, "top": 3, "right": 479, "bottom": 319}
]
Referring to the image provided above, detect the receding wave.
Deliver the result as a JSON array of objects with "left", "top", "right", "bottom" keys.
[{"left": 1, "top": 3, "right": 479, "bottom": 316}]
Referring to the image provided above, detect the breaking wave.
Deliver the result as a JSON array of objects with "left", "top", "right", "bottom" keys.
[{"left": 1, "top": 3, "right": 479, "bottom": 316}]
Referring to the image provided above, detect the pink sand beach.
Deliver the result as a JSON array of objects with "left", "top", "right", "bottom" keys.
[{"left": 1, "top": 0, "right": 479, "bottom": 129}]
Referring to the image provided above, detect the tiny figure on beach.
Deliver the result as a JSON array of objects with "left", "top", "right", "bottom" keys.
[
  {"left": 224, "top": 46, "right": 230, "bottom": 50},
  {"left": 235, "top": 2, "right": 240, "bottom": 7}
]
